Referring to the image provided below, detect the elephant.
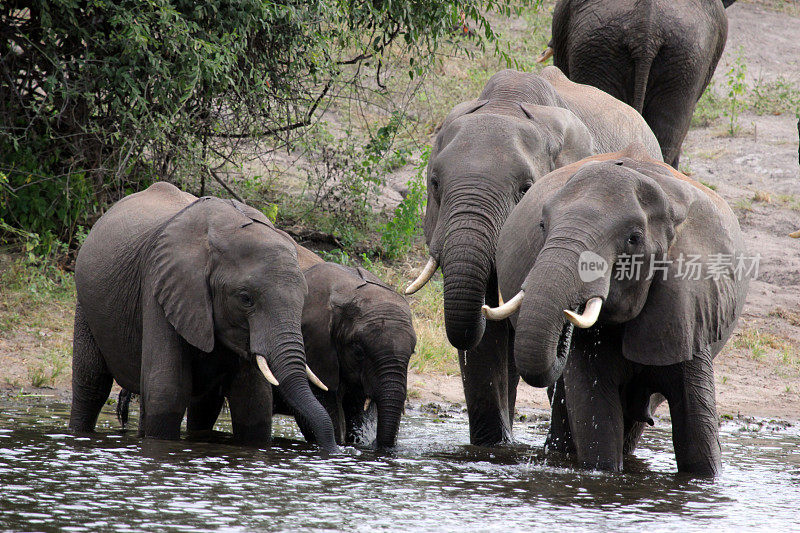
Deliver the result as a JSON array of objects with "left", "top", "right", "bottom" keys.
[
  {"left": 405, "top": 66, "right": 662, "bottom": 446},
  {"left": 69, "top": 182, "right": 338, "bottom": 452},
  {"left": 273, "top": 250, "right": 416, "bottom": 448},
  {"left": 484, "top": 143, "right": 750, "bottom": 475},
  {"left": 540, "top": 0, "right": 736, "bottom": 167}
]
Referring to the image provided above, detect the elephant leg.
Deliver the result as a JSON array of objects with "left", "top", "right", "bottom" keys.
[
  {"left": 642, "top": 86, "right": 694, "bottom": 168},
  {"left": 563, "top": 345, "right": 625, "bottom": 471},
  {"left": 140, "top": 295, "right": 192, "bottom": 440},
  {"left": 544, "top": 376, "right": 576, "bottom": 455},
  {"left": 225, "top": 362, "right": 273, "bottom": 444},
  {"left": 187, "top": 387, "right": 225, "bottom": 434},
  {"left": 69, "top": 303, "right": 113, "bottom": 432},
  {"left": 459, "top": 318, "right": 513, "bottom": 446},
  {"left": 663, "top": 355, "right": 721, "bottom": 476}
]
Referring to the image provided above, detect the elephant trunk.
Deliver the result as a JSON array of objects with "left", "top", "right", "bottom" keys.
[
  {"left": 259, "top": 330, "right": 338, "bottom": 453},
  {"left": 373, "top": 360, "right": 408, "bottom": 448},
  {"left": 440, "top": 211, "right": 502, "bottom": 350},
  {"left": 514, "top": 245, "right": 603, "bottom": 388}
]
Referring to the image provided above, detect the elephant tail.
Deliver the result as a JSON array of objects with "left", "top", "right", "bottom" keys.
[
  {"left": 116, "top": 389, "right": 136, "bottom": 428},
  {"left": 632, "top": 55, "right": 654, "bottom": 114}
]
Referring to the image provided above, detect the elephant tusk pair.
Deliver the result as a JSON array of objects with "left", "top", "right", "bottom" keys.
[
  {"left": 536, "top": 46, "right": 553, "bottom": 63},
  {"left": 482, "top": 293, "right": 603, "bottom": 328},
  {"left": 256, "top": 355, "right": 329, "bottom": 391},
  {"left": 481, "top": 291, "right": 525, "bottom": 320},
  {"left": 790, "top": 230, "right": 800, "bottom": 238},
  {"left": 405, "top": 257, "right": 438, "bottom": 295},
  {"left": 563, "top": 297, "right": 603, "bottom": 329}
]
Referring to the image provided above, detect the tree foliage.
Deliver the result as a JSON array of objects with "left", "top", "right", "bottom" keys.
[{"left": 0, "top": 0, "right": 528, "bottom": 252}]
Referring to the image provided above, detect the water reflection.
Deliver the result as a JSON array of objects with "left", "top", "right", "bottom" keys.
[{"left": 0, "top": 399, "right": 798, "bottom": 531}]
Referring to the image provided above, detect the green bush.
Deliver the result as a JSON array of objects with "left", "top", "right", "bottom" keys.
[
  {"left": 1, "top": 0, "right": 527, "bottom": 257},
  {"left": 380, "top": 147, "right": 429, "bottom": 260}
]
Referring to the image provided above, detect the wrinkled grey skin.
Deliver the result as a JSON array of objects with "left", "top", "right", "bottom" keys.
[
  {"left": 69, "top": 182, "right": 338, "bottom": 452},
  {"left": 273, "top": 259, "right": 416, "bottom": 449},
  {"left": 423, "top": 67, "right": 662, "bottom": 446},
  {"left": 495, "top": 145, "right": 749, "bottom": 475},
  {"left": 548, "top": 0, "right": 734, "bottom": 167}
]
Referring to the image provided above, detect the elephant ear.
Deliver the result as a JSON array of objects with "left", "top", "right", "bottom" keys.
[
  {"left": 622, "top": 170, "right": 744, "bottom": 366},
  {"left": 519, "top": 103, "right": 595, "bottom": 167},
  {"left": 355, "top": 267, "right": 393, "bottom": 291},
  {"left": 151, "top": 201, "right": 215, "bottom": 353}
]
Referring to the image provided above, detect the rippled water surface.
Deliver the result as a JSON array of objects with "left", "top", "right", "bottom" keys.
[{"left": 1, "top": 399, "right": 799, "bottom": 531}]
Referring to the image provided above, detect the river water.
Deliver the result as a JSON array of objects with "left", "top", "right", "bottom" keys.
[{"left": 0, "top": 398, "right": 798, "bottom": 531}]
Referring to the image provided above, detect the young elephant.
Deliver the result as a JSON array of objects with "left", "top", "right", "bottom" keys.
[
  {"left": 181, "top": 248, "right": 416, "bottom": 448},
  {"left": 273, "top": 252, "right": 416, "bottom": 448},
  {"left": 405, "top": 66, "right": 662, "bottom": 446},
  {"left": 486, "top": 144, "right": 750, "bottom": 475},
  {"left": 541, "top": 0, "right": 735, "bottom": 167},
  {"left": 70, "top": 182, "right": 337, "bottom": 452}
]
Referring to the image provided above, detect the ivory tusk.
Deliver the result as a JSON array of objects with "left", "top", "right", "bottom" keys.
[
  {"left": 306, "top": 365, "right": 329, "bottom": 392},
  {"left": 481, "top": 291, "right": 525, "bottom": 320},
  {"left": 536, "top": 46, "right": 553, "bottom": 63},
  {"left": 790, "top": 230, "right": 800, "bottom": 238},
  {"left": 257, "top": 356, "right": 280, "bottom": 386},
  {"left": 564, "top": 297, "right": 603, "bottom": 329},
  {"left": 405, "top": 257, "right": 438, "bottom": 295},
  {"left": 363, "top": 398, "right": 372, "bottom": 412}
]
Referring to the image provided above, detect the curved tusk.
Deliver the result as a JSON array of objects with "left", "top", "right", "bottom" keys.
[
  {"left": 481, "top": 291, "right": 524, "bottom": 321},
  {"left": 257, "top": 356, "right": 280, "bottom": 386},
  {"left": 564, "top": 297, "right": 603, "bottom": 329},
  {"left": 306, "top": 365, "right": 329, "bottom": 392},
  {"left": 536, "top": 46, "right": 553, "bottom": 63},
  {"left": 363, "top": 398, "right": 372, "bottom": 412},
  {"left": 405, "top": 257, "right": 438, "bottom": 295},
  {"left": 790, "top": 230, "right": 800, "bottom": 238}
]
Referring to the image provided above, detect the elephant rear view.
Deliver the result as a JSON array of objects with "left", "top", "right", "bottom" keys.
[
  {"left": 70, "top": 182, "right": 338, "bottom": 452},
  {"left": 545, "top": 0, "right": 733, "bottom": 167}
]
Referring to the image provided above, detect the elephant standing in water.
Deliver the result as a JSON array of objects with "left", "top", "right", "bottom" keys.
[
  {"left": 274, "top": 251, "right": 416, "bottom": 448},
  {"left": 405, "top": 67, "right": 661, "bottom": 446},
  {"left": 485, "top": 144, "right": 750, "bottom": 475},
  {"left": 541, "top": 0, "right": 736, "bottom": 167},
  {"left": 70, "top": 182, "right": 337, "bottom": 452}
]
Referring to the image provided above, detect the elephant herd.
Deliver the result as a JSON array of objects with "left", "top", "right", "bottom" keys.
[{"left": 69, "top": 0, "right": 778, "bottom": 478}]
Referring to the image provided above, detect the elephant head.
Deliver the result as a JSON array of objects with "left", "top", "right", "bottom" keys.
[
  {"left": 302, "top": 263, "right": 416, "bottom": 448},
  {"left": 489, "top": 145, "right": 747, "bottom": 387},
  {"left": 150, "top": 198, "right": 338, "bottom": 451},
  {"left": 407, "top": 71, "right": 595, "bottom": 350}
]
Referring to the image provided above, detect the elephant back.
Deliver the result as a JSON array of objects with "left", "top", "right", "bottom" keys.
[{"left": 540, "top": 66, "right": 662, "bottom": 160}]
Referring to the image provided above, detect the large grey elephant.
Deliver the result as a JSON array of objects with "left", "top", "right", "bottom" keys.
[
  {"left": 69, "top": 182, "right": 338, "bottom": 452},
  {"left": 485, "top": 144, "right": 750, "bottom": 475},
  {"left": 273, "top": 251, "right": 416, "bottom": 448},
  {"left": 541, "top": 0, "right": 735, "bottom": 167},
  {"left": 405, "top": 67, "right": 662, "bottom": 446}
]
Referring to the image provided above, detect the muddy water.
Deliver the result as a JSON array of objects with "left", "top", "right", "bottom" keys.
[{"left": 0, "top": 399, "right": 798, "bottom": 531}]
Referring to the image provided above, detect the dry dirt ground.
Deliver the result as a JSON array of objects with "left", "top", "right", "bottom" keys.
[{"left": 1, "top": 1, "right": 799, "bottom": 424}]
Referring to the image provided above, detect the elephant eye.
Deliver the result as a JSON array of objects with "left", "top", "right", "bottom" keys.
[
  {"left": 431, "top": 176, "right": 440, "bottom": 192},
  {"left": 519, "top": 181, "right": 532, "bottom": 195},
  {"left": 627, "top": 233, "right": 642, "bottom": 246},
  {"left": 539, "top": 220, "right": 546, "bottom": 232},
  {"left": 239, "top": 292, "right": 254, "bottom": 307}
]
